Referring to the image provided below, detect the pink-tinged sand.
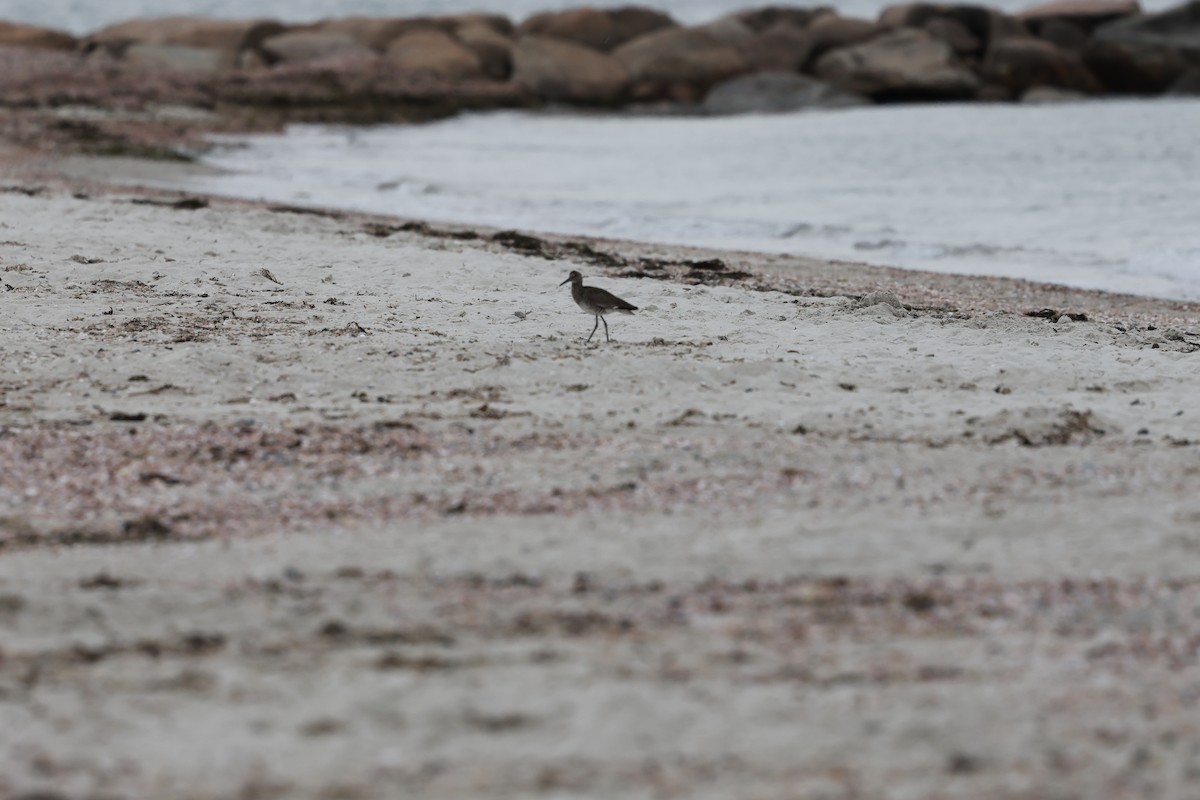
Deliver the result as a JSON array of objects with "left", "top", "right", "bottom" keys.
[{"left": 1, "top": 160, "right": 1199, "bottom": 798}]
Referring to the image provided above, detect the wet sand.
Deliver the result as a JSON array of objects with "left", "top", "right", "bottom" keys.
[{"left": 2, "top": 153, "right": 1200, "bottom": 799}]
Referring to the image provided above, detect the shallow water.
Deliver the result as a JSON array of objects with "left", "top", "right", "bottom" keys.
[
  {"left": 178, "top": 99, "right": 1200, "bottom": 301},
  {"left": 6, "top": 0, "right": 1182, "bottom": 34}
]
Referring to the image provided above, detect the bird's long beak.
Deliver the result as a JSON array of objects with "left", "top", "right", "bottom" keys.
[{"left": 559, "top": 277, "right": 571, "bottom": 286}]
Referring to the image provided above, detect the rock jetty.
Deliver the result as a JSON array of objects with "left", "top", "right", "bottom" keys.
[{"left": 1, "top": 1, "right": 1198, "bottom": 148}]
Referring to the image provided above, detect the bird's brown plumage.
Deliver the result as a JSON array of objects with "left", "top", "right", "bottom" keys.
[{"left": 559, "top": 270, "right": 636, "bottom": 343}]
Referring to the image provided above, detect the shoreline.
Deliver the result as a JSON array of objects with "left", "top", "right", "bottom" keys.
[
  {"left": 16, "top": 94, "right": 1200, "bottom": 309},
  {"left": 3, "top": 142, "right": 1200, "bottom": 796},
  {"left": 13, "top": 143, "right": 1200, "bottom": 329}
]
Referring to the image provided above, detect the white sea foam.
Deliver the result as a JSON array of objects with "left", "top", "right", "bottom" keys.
[{"left": 173, "top": 99, "right": 1200, "bottom": 301}]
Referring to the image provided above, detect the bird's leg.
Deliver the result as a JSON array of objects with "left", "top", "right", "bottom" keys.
[
  {"left": 601, "top": 315, "right": 610, "bottom": 342},
  {"left": 586, "top": 315, "right": 599, "bottom": 344}
]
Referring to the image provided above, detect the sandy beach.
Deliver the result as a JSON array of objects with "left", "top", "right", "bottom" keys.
[{"left": 2, "top": 145, "right": 1200, "bottom": 798}]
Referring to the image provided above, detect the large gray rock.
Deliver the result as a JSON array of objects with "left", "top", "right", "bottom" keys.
[
  {"left": 1083, "top": 0, "right": 1200, "bottom": 92},
  {"left": 0, "top": 21, "right": 77, "bottom": 51},
  {"left": 1017, "top": 0, "right": 1141, "bottom": 28},
  {"left": 1020, "top": 1, "right": 1140, "bottom": 62},
  {"left": 694, "top": 17, "right": 759, "bottom": 54},
  {"left": 315, "top": 17, "right": 431, "bottom": 51},
  {"left": 745, "top": 22, "right": 817, "bottom": 71},
  {"left": 1083, "top": 38, "right": 1191, "bottom": 91},
  {"left": 88, "top": 16, "right": 284, "bottom": 62},
  {"left": 456, "top": 22, "right": 513, "bottom": 79},
  {"left": 262, "top": 31, "right": 375, "bottom": 64},
  {"left": 987, "top": 8, "right": 1037, "bottom": 45},
  {"left": 512, "top": 35, "right": 630, "bottom": 102},
  {"left": 922, "top": 16, "right": 983, "bottom": 56},
  {"left": 385, "top": 29, "right": 484, "bottom": 79},
  {"left": 314, "top": 14, "right": 510, "bottom": 51},
  {"left": 1034, "top": 18, "right": 1091, "bottom": 51},
  {"left": 814, "top": 28, "right": 981, "bottom": 99},
  {"left": 89, "top": 16, "right": 233, "bottom": 46},
  {"left": 123, "top": 42, "right": 229, "bottom": 73},
  {"left": 878, "top": 3, "right": 934, "bottom": 28},
  {"left": 983, "top": 36, "right": 1103, "bottom": 93},
  {"left": 703, "top": 71, "right": 868, "bottom": 114},
  {"left": 806, "top": 14, "right": 885, "bottom": 59},
  {"left": 445, "top": 14, "right": 515, "bottom": 37},
  {"left": 734, "top": 6, "right": 833, "bottom": 32},
  {"left": 518, "top": 6, "right": 674, "bottom": 51},
  {"left": 1093, "top": 0, "right": 1200, "bottom": 53},
  {"left": 613, "top": 25, "right": 749, "bottom": 95},
  {"left": 608, "top": 7, "right": 680, "bottom": 43},
  {"left": 1168, "top": 64, "right": 1200, "bottom": 93},
  {"left": 879, "top": 3, "right": 1028, "bottom": 50}
]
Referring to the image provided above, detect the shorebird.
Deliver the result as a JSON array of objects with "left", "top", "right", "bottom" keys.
[{"left": 559, "top": 270, "right": 637, "bottom": 343}]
